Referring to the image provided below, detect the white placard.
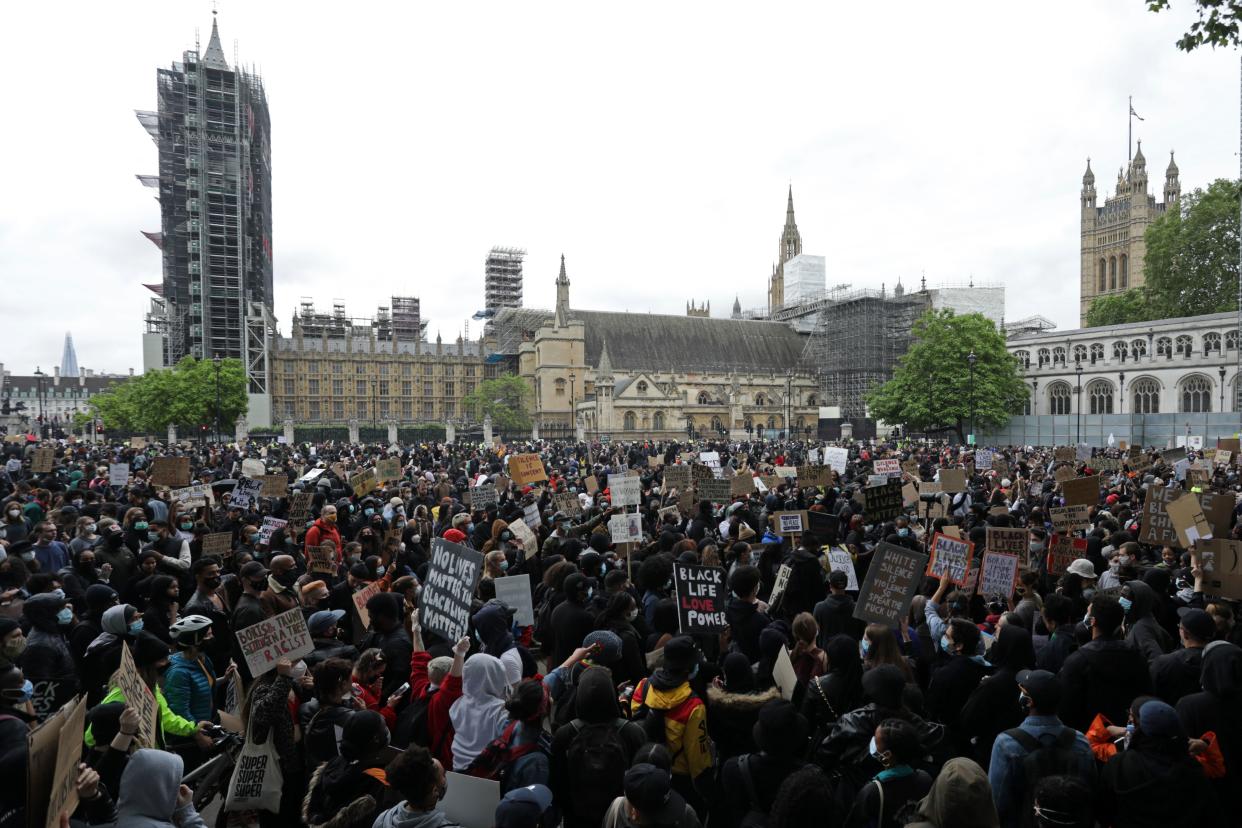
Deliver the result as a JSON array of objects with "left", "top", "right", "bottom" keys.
[
  {"left": 773, "top": 646, "right": 798, "bottom": 700},
  {"left": 609, "top": 512, "right": 643, "bottom": 544},
  {"left": 873, "top": 458, "right": 901, "bottom": 477},
  {"left": 974, "top": 449, "right": 994, "bottom": 471},
  {"left": 441, "top": 772, "right": 501, "bottom": 828},
  {"left": 825, "top": 447, "right": 849, "bottom": 473},
  {"left": 699, "top": 451, "right": 723, "bottom": 479},
  {"left": 827, "top": 546, "right": 859, "bottom": 591},
  {"left": 108, "top": 463, "right": 130, "bottom": 487},
  {"left": 608, "top": 474, "right": 641, "bottom": 507},
  {"left": 235, "top": 607, "right": 313, "bottom": 677},
  {"left": 494, "top": 575, "right": 535, "bottom": 626},
  {"left": 241, "top": 458, "right": 266, "bottom": 478}
]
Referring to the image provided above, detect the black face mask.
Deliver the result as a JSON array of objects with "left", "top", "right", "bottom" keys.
[
  {"left": 203, "top": 576, "right": 222, "bottom": 590},
  {"left": 276, "top": 571, "right": 297, "bottom": 588},
  {"left": 249, "top": 579, "right": 267, "bottom": 592}
]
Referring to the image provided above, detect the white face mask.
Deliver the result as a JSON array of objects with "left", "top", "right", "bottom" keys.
[{"left": 625, "top": 609, "right": 639, "bottom": 622}]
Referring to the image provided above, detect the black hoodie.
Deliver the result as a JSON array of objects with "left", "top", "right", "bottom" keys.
[
  {"left": 1098, "top": 732, "right": 1223, "bottom": 827},
  {"left": 1176, "top": 641, "right": 1242, "bottom": 814}
]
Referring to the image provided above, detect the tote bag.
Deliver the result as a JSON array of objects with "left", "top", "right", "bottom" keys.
[{"left": 224, "top": 714, "right": 284, "bottom": 813}]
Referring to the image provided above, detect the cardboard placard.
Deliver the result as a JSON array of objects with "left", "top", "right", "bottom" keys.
[
  {"left": 46, "top": 693, "right": 87, "bottom": 828},
  {"left": 1141, "top": 484, "right": 1180, "bottom": 547},
  {"left": 663, "top": 465, "right": 692, "bottom": 492},
  {"left": 494, "top": 575, "right": 535, "bottom": 626},
  {"left": 26, "top": 700, "right": 66, "bottom": 828},
  {"left": 854, "top": 542, "right": 929, "bottom": 627},
  {"left": 927, "top": 532, "right": 975, "bottom": 586},
  {"left": 696, "top": 478, "right": 732, "bottom": 503},
  {"left": 902, "top": 482, "right": 920, "bottom": 507},
  {"left": 522, "top": 502, "right": 541, "bottom": 530},
  {"left": 673, "top": 562, "right": 727, "bottom": 632},
  {"left": 699, "top": 451, "right": 723, "bottom": 478},
  {"left": 1054, "top": 446, "right": 1076, "bottom": 462},
  {"left": 827, "top": 546, "right": 859, "bottom": 591},
  {"left": 647, "top": 456, "right": 663, "bottom": 469},
  {"left": 31, "top": 447, "right": 55, "bottom": 473},
  {"left": 552, "top": 492, "right": 583, "bottom": 517},
  {"left": 901, "top": 458, "right": 920, "bottom": 478},
  {"left": 1167, "top": 492, "right": 1214, "bottom": 547},
  {"left": 1046, "top": 534, "right": 1086, "bottom": 575},
  {"left": 130, "top": 436, "right": 147, "bottom": 449},
  {"left": 608, "top": 473, "right": 641, "bottom": 508},
  {"left": 241, "top": 458, "right": 267, "bottom": 478},
  {"left": 864, "top": 479, "right": 904, "bottom": 522},
  {"left": 116, "top": 642, "right": 159, "bottom": 748},
  {"left": 609, "top": 513, "right": 643, "bottom": 544},
  {"left": 771, "top": 510, "right": 807, "bottom": 536},
  {"left": 350, "top": 468, "right": 378, "bottom": 497},
  {"left": 1194, "top": 539, "right": 1242, "bottom": 600},
  {"left": 770, "top": 564, "right": 792, "bottom": 607},
  {"left": 351, "top": 580, "right": 384, "bottom": 630},
  {"left": 508, "top": 453, "right": 548, "bottom": 486},
  {"left": 824, "top": 447, "right": 849, "bottom": 473},
  {"left": 258, "top": 516, "right": 287, "bottom": 546},
  {"left": 441, "top": 772, "right": 502, "bottom": 828},
  {"left": 309, "top": 543, "right": 337, "bottom": 575},
  {"left": 170, "top": 483, "right": 211, "bottom": 509},
  {"left": 873, "top": 458, "right": 901, "bottom": 477},
  {"left": 731, "top": 473, "right": 755, "bottom": 497},
  {"left": 108, "top": 463, "right": 130, "bottom": 487},
  {"left": 288, "top": 491, "right": 314, "bottom": 525},
  {"left": 797, "top": 465, "right": 832, "bottom": 487},
  {"left": 986, "top": 526, "right": 1029, "bottom": 558},
  {"left": 236, "top": 606, "right": 313, "bottom": 678},
  {"left": 1162, "top": 447, "right": 1188, "bottom": 465},
  {"left": 469, "top": 484, "right": 498, "bottom": 511},
  {"left": 1048, "top": 505, "right": 1090, "bottom": 535},
  {"left": 149, "top": 456, "right": 190, "bottom": 487},
  {"left": 229, "top": 477, "right": 264, "bottom": 510},
  {"left": 375, "top": 458, "right": 401, "bottom": 484},
  {"left": 974, "top": 449, "right": 994, "bottom": 471},
  {"left": 508, "top": 517, "right": 538, "bottom": 555},
  {"left": 772, "top": 646, "right": 798, "bottom": 701},
  {"left": 978, "top": 552, "right": 1020, "bottom": 599},
  {"left": 259, "top": 474, "right": 288, "bottom": 497},
  {"left": 938, "top": 467, "right": 967, "bottom": 492},
  {"left": 201, "top": 532, "right": 233, "bottom": 559},
  {"left": 1061, "top": 475, "right": 1102, "bottom": 508},
  {"left": 421, "top": 538, "right": 485, "bottom": 643}
]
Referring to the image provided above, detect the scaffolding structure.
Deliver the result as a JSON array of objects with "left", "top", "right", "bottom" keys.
[
  {"left": 799, "top": 287, "right": 928, "bottom": 417},
  {"left": 293, "top": 298, "right": 431, "bottom": 343},
  {"left": 391, "top": 296, "right": 423, "bottom": 341},
  {"left": 483, "top": 247, "right": 525, "bottom": 317}
]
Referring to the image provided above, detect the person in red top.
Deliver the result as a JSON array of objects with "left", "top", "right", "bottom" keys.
[
  {"left": 406, "top": 610, "right": 469, "bottom": 770},
  {"left": 304, "top": 504, "right": 343, "bottom": 559}
]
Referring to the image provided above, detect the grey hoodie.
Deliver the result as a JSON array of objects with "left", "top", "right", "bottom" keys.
[
  {"left": 371, "top": 802, "right": 462, "bottom": 828},
  {"left": 109, "top": 748, "right": 207, "bottom": 828}
]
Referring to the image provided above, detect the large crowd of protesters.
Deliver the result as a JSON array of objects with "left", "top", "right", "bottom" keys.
[{"left": 1, "top": 430, "right": 1240, "bottom": 828}]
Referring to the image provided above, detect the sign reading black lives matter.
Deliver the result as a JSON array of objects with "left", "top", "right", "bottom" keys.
[
  {"left": 864, "top": 479, "right": 904, "bottom": 522},
  {"left": 854, "top": 542, "right": 929, "bottom": 627},
  {"left": 673, "top": 562, "right": 727, "bottom": 632},
  {"left": 421, "top": 537, "right": 484, "bottom": 643}
]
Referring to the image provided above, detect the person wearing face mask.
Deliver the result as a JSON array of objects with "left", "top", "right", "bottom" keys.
[
  {"left": 550, "top": 573, "right": 597, "bottom": 668},
  {"left": 0, "top": 501, "right": 30, "bottom": 545},
  {"left": 141, "top": 574, "right": 182, "bottom": 646},
  {"left": 67, "top": 583, "right": 118, "bottom": 667},
  {"left": 596, "top": 591, "right": 648, "bottom": 688},
  {"left": 362, "top": 592, "right": 414, "bottom": 701},
  {"left": 69, "top": 515, "right": 100, "bottom": 557},
  {"left": 372, "top": 744, "right": 463, "bottom": 828},
  {"left": 260, "top": 554, "right": 302, "bottom": 617},
  {"left": 1122, "top": 579, "right": 1174, "bottom": 661},
  {"left": 82, "top": 603, "right": 145, "bottom": 705},
  {"left": 122, "top": 508, "right": 151, "bottom": 555},
  {"left": 845, "top": 718, "right": 934, "bottom": 828},
  {"left": 925, "top": 618, "right": 989, "bottom": 758},
  {"left": 95, "top": 520, "right": 138, "bottom": 590},
  {"left": 230, "top": 560, "right": 272, "bottom": 680},
  {"left": 0, "top": 617, "right": 27, "bottom": 671},
  {"left": 0, "top": 664, "right": 38, "bottom": 825},
  {"left": 61, "top": 547, "right": 108, "bottom": 614},
  {"left": 1057, "top": 594, "right": 1152, "bottom": 732},
  {"left": 20, "top": 591, "right": 79, "bottom": 721}
]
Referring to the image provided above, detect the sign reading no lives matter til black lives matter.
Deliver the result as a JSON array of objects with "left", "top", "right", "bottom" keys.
[
  {"left": 421, "top": 537, "right": 484, "bottom": 643},
  {"left": 673, "top": 562, "right": 727, "bottom": 633}
]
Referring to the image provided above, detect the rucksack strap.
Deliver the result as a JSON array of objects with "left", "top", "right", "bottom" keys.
[
  {"left": 738, "top": 754, "right": 761, "bottom": 812},
  {"left": 1003, "top": 727, "right": 1043, "bottom": 753}
]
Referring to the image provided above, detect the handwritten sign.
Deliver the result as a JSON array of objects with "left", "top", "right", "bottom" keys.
[
  {"left": 116, "top": 642, "right": 159, "bottom": 748},
  {"left": 608, "top": 473, "right": 642, "bottom": 507},
  {"left": 552, "top": 492, "right": 582, "bottom": 517},
  {"left": 1194, "top": 539, "right": 1242, "bottom": 600},
  {"left": 986, "top": 526, "right": 1030, "bottom": 565},
  {"left": 874, "top": 458, "right": 901, "bottom": 477},
  {"left": 927, "top": 532, "right": 975, "bottom": 586},
  {"left": 508, "top": 516, "right": 538, "bottom": 555},
  {"left": 978, "top": 552, "right": 1020, "bottom": 599},
  {"left": 375, "top": 458, "right": 401, "bottom": 484},
  {"left": 797, "top": 465, "right": 832, "bottom": 487},
  {"left": 108, "top": 463, "right": 131, "bottom": 487},
  {"left": 827, "top": 546, "right": 859, "bottom": 591},
  {"left": 31, "top": 447, "right": 55, "bottom": 473},
  {"left": 508, "top": 453, "right": 548, "bottom": 486},
  {"left": 1167, "top": 492, "right": 1214, "bottom": 547},
  {"left": 288, "top": 491, "right": 313, "bottom": 525},
  {"left": 824, "top": 447, "right": 849, "bottom": 474},
  {"left": 609, "top": 513, "right": 643, "bottom": 545},
  {"left": 259, "top": 475, "right": 288, "bottom": 497},
  {"left": 309, "top": 542, "right": 337, "bottom": 575},
  {"left": 236, "top": 607, "right": 313, "bottom": 677},
  {"left": 468, "top": 484, "right": 498, "bottom": 511},
  {"left": 350, "top": 580, "right": 384, "bottom": 631},
  {"left": 1140, "top": 484, "right": 1179, "bottom": 547},
  {"left": 42, "top": 694, "right": 87, "bottom": 828},
  {"left": 421, "top": 538, "right": 485, "bottom": 642},
  {"left": 864, "top": 479, "right": 904, "bottom": 522},
  {"left": 855, "top": 542, "right": 929, "bottom": 627},
  {"left": 673, "top": 562, "right": 727, "bottom": 632},
  {"left": 258, "top": 517, "right": 287, "bottom": 546},
  {"left": 494, "top": 575, "right": 535, "bottom": 626},
  {"left": 663, "top": 465, "right": 692, "bottom": 492},
  {"left": 696, "top": 478, "right": 732, "bottom": 503},
  {"left": 1061, "top": 475, "right": 1102, "bottom": 508},
  {"left": 201, "top": 532, "right": 233, "bottom": 559},
  {"left": 149, "top": 456, "right": 190, "bottom": 487},
  {"left": 1046, "top": 534, "right": 1086, "bottom": 576},
  {"left": 1048, "top": 505, "right": 1090, "bottom": 535},
  {"left": 769, "top": 564, "right": 792, "bottom": 607},
  {"left": 975, "top": 449, "right": 994, "bottom": 471},
  {"left": 350, "top": 468, "right": 378, "bottom": 497},
  {"left": 938, "top": 467, "right": 967, "bottom": 493},
  {"left": 229, "top": 477, "right": 264, "bottom": 511}
]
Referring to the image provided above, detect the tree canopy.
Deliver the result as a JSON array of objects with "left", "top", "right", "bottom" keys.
[
  {"left": 1086, "top": 178, "right": 1240, "bottom": 326},
  {"left": 90, "top": 357, "right": 247, "bottom": 435},
  {"left": 461, "top": 373, "right": 532, "bottom": 432},
  {"left": 866, "top": 310, "right": 1027, "bottom": 443},
  {"left": 1149, "top": 0, "right": 1242, "bottom": 50}
]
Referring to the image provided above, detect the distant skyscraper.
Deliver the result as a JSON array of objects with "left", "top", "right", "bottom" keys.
[
  {"left": 59, "top": 332, "right": 79, "bottom": 378},
  {"left": 135, "top": 14, "right": 272, "bottom": 368}
]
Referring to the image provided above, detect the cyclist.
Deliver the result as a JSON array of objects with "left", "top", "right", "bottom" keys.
[{"left": 164, "top": 615, "right": 218, "bottom": 725}]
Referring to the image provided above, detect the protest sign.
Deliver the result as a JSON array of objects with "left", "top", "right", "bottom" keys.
[
  {"left": 663, "top": 465, "right": 692, "bottom": 492},
  {"left": 108, "top": 463, "right": 130, "bottom": 487},
  {"left": 1167, "top": 492, "right": 1214, "bottom": 547},
  {"left": 494, "top": 575, "right": 535, "bottom": 626},
  {"left": 1217, "top": 437, "right": 1241, "bottom": 456},
  {"left": 259, "top": 475, "right": 288, "bottom": 497},
  {"left": 992, "top": 458, "right": 1010, "bottom": 479},
  {"left": 797, "top": 465, "right": 832, "bottom": 487},
  {"left": 854, "top": 542, "right": 928, "bottom": 626},
  {"left": 1194, "top": 539, "right": 1242, "bottom": 600},
  {"left": 1186, "top": 468, "right": 1211, "bottom": 489},
  {"left": 469, "top": 484, "right": 498, "bottom": 510},
  {"left": 201, "top": 532, "right": 233, "bottom": 559},
  {"left": 116, "top": 642, "right": 159, "bottom": 748},
  {"left": 974, "top": 449, "right": 994, "bottom": 471},
  {"left": 825, "top": 447, "right": 849, "bottom": 473},
  {"left": 1054, "top": 446, "right": 1076, "bottom": 462},
  {"left": 978, "top": 552, "right": 1020, "bottom": 599},
  {"left": 149, "top": 456, "right": 190, "bottom": 487},
  {"left": 771, "top": 510, "right": 807, "bottom": 536},
  {"left": 229, "top": 477, "right": 264, "bottom": 510},
  {"left": 647, "top": 455, "right": 662, "bottom": 469},
  {"left": 673, "top": 563, "right": 727, "bottom": 633},
  {"left": 730, "top": 473, "right": 754, "bottom": 496},
  {"left": 351, "top": 580, "right": 384, "bottom": 630},
  {"left": 657, "top": 504, "right": 682, "bottom": 524},
  {"left": 827, "top": 546, "right": 859, "bottom": 591},
  {"left": 522, "top": 502, "right": 540, "bottom": 530},
  {"left": 864, "top": 479, "right": 904, "bottom": 522},
  {"left": 350, "top": 468, "right": 378, "bottom": 497},
  {"left": 769, "top": 564, "right": 792, "bottom": 607},
  {"left": 508, "top": 453, "right": 548, "bottom": 485},
  {"left": 773, "top": 646, "right": 798, "bottom": 701},
  {"left": 553, "top": 492, "right": 582, "bottom": 517},
  {"left": 1046, "top": 534, "right": 1086, "bottom": 575},
  {"left": 901, "top": 458, "right": 920, "bottom": 477},
  {"left": 873, "top": 458, "right": 901, "bottom": 477},
  {"left": 807, "top": 510, "right": 839, "bottom": 540},
  {"left": 1054, "top": 465, "right": 1076, "bottom": 484},
  {"left": 288, "top": 491, "right": 313, "bottom": 525},
  {"left": 774, "top": 466, "right": 799, "bottom": 480},
  {"left": 297, "top": 467, "right": 326, "bottom": 485},
  {"left": 236, "top": 607, "right": 313, "bottom": 678},
  {"left": 608, "top": 473, "right": 641, "bottom": 507},
  {"left": 1162, "top": 447, "right": 1188, "bottom": 465},
  {"left": 258, "top": 516, "right": 287, "bottom": 546},
  {"left": 1141, "top": 484, "right": 1184, "bottom": 547},
  {"left": 927, "top": 532, "right": 975, "bottom": 586},
  {"left": 1075, "top": 443, "right": 1091, "bottom": 461},
  {"left": 867, "top": 474, "right": 888, "bottom": 488},
  {"left": 241, "top": 458, "right": 266, "bottom": 478},
  {"left": 26, "top": 699, "right": 66, "bottom": 828},
  {"left": 902, "top": 482, "right": 919, "bottom": 507},
  {"left": 986, "top": 526, "right": 1030, "bottom": 561},
  {"left": 421, "top": 538, "right": 485, "bottom": 643},
  {"left": 609, "top": 513, "right": 643, "bottom": 544},
  {"left": 1061, "top": 475, "right": 1102, "bottom": 508},
  {"left": 696, "top": 478, "right": 732, "bottom": 503},
  {"left": 309, "top": 542, "right": 337, "bottom": 575},
  {"left": 699, "top": 451, "right": 723, "bottom": 478},
  {"left": 509, "top": 517, "right": 538, "bottom": 555},
  {"left": 171, "top": 483, "right": 211, "bottom": 509},
  {"left": 758, "top": 474, "right": 780, "bottom": 492},
  {"left": 938, "top": 467, "right": 967, "bottom": 492},
  {"left": 31, "top": 447, "right": 55, "bottom": 473},
  {"left": 441, "top": 772, "right": 502, "bottom": 828},
  {"left": 130, "top": 436, "right": 147, "bottom": 449},
  {"left": 44, "top": 693, "right": 87, "bottom": 828},
  {"left": 375, "top": 458, "right": 401, "bottom": 484}
]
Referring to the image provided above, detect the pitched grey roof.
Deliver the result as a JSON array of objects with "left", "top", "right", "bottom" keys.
[{"left": 202, "top": 18, "right": 230, "bottom": 70}]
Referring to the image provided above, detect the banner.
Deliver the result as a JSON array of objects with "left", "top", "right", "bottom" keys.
[
  {"left": 978, "top": 552, "right": 1020, "bottom": 599},
  {"left": 927, "top": 532, "right": 975, "bottom": 586},
  {"left": 308, "top": 543, "right": 337, "bottom": 575},
  {"left": 854, "top": 542, "right": 928, "bottom": 627},
  {"left": 236, "top": 607, "right": 313, "bottom": 678},
  {"left": 421, "top": 538, "right": 485, "bottom": 643},
  {"left": 1048, "top": 505, "right": 1090, "bottom": 534},
  {"left": 494, "top": 575, "right": 535, "bottom": 626},
  {"left": 986, "top": 526, "right": 1030, "bottom": 560},
  {"left": 508, "top": 454, "right": 548, "bottom": 486},
  {"left": 673, "top": 562, "right": 727, "bottom": 632}
]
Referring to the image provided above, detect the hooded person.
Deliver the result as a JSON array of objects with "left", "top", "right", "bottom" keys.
[
  {"left": 905, "top": 757, "right": 999, "bottom": 828},
  {"left": 472, "top": 600, "right": 523, "bottom": 686},
  {"left": 706, "top": 651, "right": 782, "bottom": 763},
  {"left": 109, "top": 748, "right": 208, "bottom": 828},
  {"left": 549, "top": 573, "right": 596, "bottom": 668},
  {"left": 959, "top": 625, "right": 1035, "bottom": 767},
  {"left": 0, "top": 617, "right": 24, "bottom": 671},
  {"left": 1122, "top": 580, "right": 1174, "bottom": 661},
  {"left": 303, "top": 710, "right": 398, "bottom": 828},
  {"left": 83, "top": 603, "right": 144, "bottom": 705},
  {"left": 21, "top": 590, "right": 78, "bottom": 720},
  {"left": 449, "top": 653, "right": 510, "bottom": 771},
  {"left": 0, "top": 664, "right": 38, "bottom": 825},
  {"left": 1176, "top": 641, "right": 1242, "bottom": 816},
  {"left": 69, "top": 583, "right": 119, "bottom": 666}
]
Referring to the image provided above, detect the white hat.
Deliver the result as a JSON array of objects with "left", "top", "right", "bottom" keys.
[{"left": 1066, "top": 559, "right": 1097, "bottom": 580}]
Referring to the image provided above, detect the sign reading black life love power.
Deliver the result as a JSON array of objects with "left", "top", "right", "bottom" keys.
[
  {"left": 421, "top": 537, "right": 485, "bottom": 643},
  {"left": 673, "top": 562, "right": 727, "bottom": 632}
]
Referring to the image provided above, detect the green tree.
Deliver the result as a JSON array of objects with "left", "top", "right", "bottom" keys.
[
  {"left": 1149, "top": 0, "right": 1242, "bottom": 50},
  {"left": 1085, "top": 179, "right": 1240, "bottom": 326},
  {"left": 866, "top": 310, "right": 1027, "bottom": 444},
  {"left": 89, "top": 357, "right": 247, "bottom": 434},
  {"left": 461, "top": 373, "right": 532, "bottom": 432}
]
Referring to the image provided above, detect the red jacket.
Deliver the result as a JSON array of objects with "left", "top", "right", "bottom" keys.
[
  {"left": 304, "top": 518, "right": 343, "bottom": 559},
  {"left": 409, "top": 651, "right": 463, "bottom": 769}
]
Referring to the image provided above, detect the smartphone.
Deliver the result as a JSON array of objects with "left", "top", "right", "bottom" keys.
[{"left": 394, "top": 682, "right": 410, "bottom": 698}]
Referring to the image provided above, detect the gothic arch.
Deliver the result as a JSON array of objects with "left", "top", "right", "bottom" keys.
[
  {"left": 1087, "top": 379, "right": 1114, "bottom": 414},
  {"left": 653, "top": 410, "right": 665, "bottom": 430},
  {"left": 623, "top": 410, "right": 637, "bottom": 430},
  {"left": 1047, "top": 381, "right": 1072, "bottom": 416},
  {"left": 1179, "top": 374, "right": 1213, "bottom": 413},
  {"left": 1131, "top": 376, "right": 1161, "bottom": 413}
]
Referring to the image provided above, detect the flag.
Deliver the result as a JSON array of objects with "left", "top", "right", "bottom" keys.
[{"left": 1130, "top": 104, "right": 1144, "bottom": 121}]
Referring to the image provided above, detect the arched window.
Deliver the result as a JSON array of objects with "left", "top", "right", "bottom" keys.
[
  {"left": 1204, "top": 332, "right": 1221, "bottom": 355},
  {"left": 1109, "top": 257, "right": 1117, "bottom": 290},
  {"left": 697, "top": 391, "right": 711, "bottom": 405},
  {"left": 623, "top": 411, "right": 637, "bottom": 430},
  {"left": 1037, "top": 348, "right": 1050, "bottom": 367},
  {"left": 767, "top": 416, "right": 778, "bottom": 429},
  {"left": 1088, "top": 380, "right": 1114, "bottom": 414},
  {"left": 1176, "top": 335, "right": 1193, "bottom": 357},
  {"left": 754, "top": 392, "right": 768, "bottom": 406},
  {"left": 1089, "top": 343, "right": 1104, "bottom": 364},
  {"left": 637, "top": 381, "right": 648, "bottom": 395},
  {"left": 1052, "top": 347, "right": 1066, "bottom": 366},
  {"left": 1072, "top": 345, "right": 1087, "bottom": 364},
  {"left": 1156, "top": 337, "right": 1172, "bottom": 358},
  {"left": 1130, "top": 339, "right": 1147, "bottom": 358},
  {"left": 1132, "top": 378, "right": 1160, "bottom": 413},
  {"left": 1180, "top": 376, "right": 1212, "bottom": 413},
  {"left": 1015, "top": 350, "right": 1030, "bottom": 369},
  {"left": 1098, "top": 259, "right": 1107, "bottom": 292},
  {"left": 1120, "top": 254, "right": 1128, "bottom": 288},
  {"left": 806, "top": 394, "right": 817, "bottom": 406},
  {"left": 1048, "top": 382, "right": 1072, "bottom": 416},
  {"left": 653, "top": 411, "right": 665, "bottom": 430},
  {"left": 1112, "top": 341, "right": 1128, "bottom": 362},
  {"left": 1227, "top": 330, "right": 1239, "bottom": 351},
  {"left": 710, "top": 416, "right": 723, "bottom": 431}
]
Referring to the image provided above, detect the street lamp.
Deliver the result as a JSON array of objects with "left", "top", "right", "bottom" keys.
[
  {"left": 212, "top": 355, "right": 222, "bottom": 445},
  {"left": 32, "top": 367, "right": 45, "bottom": 438},
  {"left": 1074, "top": 359, "right": 1083, "bottom": 445},
  {"left": 1118, "top": 371, "right": 1125, "bottom": 414},
  {"left": 1032, "top": 378, "right": 1039, "bottom": 446},
  {"left": 966, "top": 351, "right": 977, "bottom": 446},
  {"left": 569, "top": 372, "right": 576, "bottom": 435},
  {"left": 1219, "top": 366, "right": 1227, "bottom": 413}
]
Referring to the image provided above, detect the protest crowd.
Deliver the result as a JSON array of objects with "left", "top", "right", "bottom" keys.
[{"left": 2, "top": 431, "right": 1242, "bottom": 828}]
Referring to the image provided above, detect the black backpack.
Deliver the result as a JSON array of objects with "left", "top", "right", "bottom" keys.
[
  {"left": 737, "top": 754, "right": 769, "bottom": 828},
  {"left": 565, "top": 718, "right": 630, "bottom": 822},
  {"left": 392, "top": 688, "right": 435, "bottom": 749},
  {"left": 1001, "top": 727, "right": 1082, "bottom": 828}
]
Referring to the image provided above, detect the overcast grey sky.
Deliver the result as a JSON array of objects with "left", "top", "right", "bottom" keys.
[{"left": 2, "top": 1, "right": 1237, "bottom": 375}]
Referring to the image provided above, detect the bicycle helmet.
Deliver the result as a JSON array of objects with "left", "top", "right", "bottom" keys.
[{"left": 169, "top": 614, "right": 213, "bottom": 648}]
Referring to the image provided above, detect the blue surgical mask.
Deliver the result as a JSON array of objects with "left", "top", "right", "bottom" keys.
[
  {"left": 57, "top": 607, "right": 74, "bottom": 625},
  {"left": 129, "top": 619, "right": 144, "bottom": 634},
  {"left": 1119, "top": 596, "right": 1133, "bottom": 613},
  {"left": 499, "top": 560, "right": 509, "bottom": 572},
  {"left": 860, "top": 638, "right": 872, "bottom": 658},
  {"left": 4, "top": 679, "right": 34, "bottom": 704},
  {"left": 364, "top": 508, "right": 375, "bottom": 517},
  {"left": 147, "top": 531, "right": 159, "bottom": 542},
  {"left": 898, "top": 528, "right": 909, "bottom": 537},
  {"left": 250, "top": 533, "right": 261, "bottom": 544},
  {"left": 940, "top": 634, "right": 952, "bottom": 653}
]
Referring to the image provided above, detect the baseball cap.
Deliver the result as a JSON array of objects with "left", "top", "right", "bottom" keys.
[
  {"left": 1177, "top": 607, "right": 1216, "bottom": 642},
  {"left": 1016, "top": 669, "right": 1062, "bottom": 710},
  {"left": 1066, "top": 559, "right": 1097, "bottom": 580},
  {"left": 308, "top": 609, "right": 347, "bottom": 636},
  {"left": 494, "top": 784, "right": 553, "bottom": 828},
  {"left": 239, "top": 561, "right": 268, "bottom": 579},
  {"left": 624, "top": 764, "right": 686, "bottom": 827}
]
